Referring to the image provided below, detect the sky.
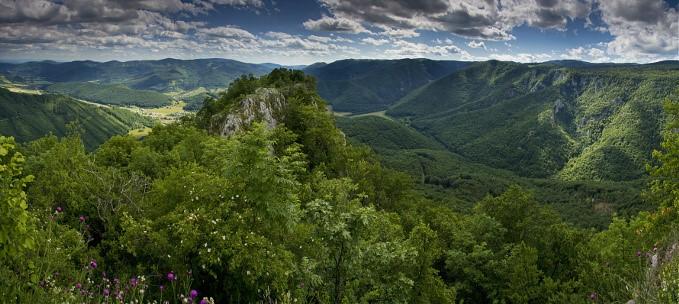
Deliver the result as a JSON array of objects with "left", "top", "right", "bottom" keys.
[{"left": 0, "top": 0, "right": 677, "bottom": 65}]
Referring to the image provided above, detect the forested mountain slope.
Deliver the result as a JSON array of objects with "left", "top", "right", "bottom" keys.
[
  {"left": 47, "top": 82, "right": 172, "bottom": 107},
  {"left": 336, "top": 115, "right": 645, "bottom": 228},
  {"left": 0, "top": 58, "right": 277, "bottom": 92},
  {"left": 304, "top": 58, "right": 469, "bottom": 113},
  {"left": 386, "top": 61, "right": 679, "bottom": 180},
  {"left": 2, "top": 69, "right": 679, "bottom": 304},
  {"left": 0, "top": 88, "right": 152, "bottom": 148}
]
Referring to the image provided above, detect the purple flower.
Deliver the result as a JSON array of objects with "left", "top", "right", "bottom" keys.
[
  {"left": 200, "top": 299, "right": 209, "bottom": 304},
  {"left": 75, "top": 283, "right": 82, "bottom": 289},
  {"left": 589, "top": 292, "right": 597, "bottom": 300},
  {"left": 190, "top": 290, "right": 198, "bottom": 299},
  {"left": 159, "top": 285, "right": 165, "bottom": 291},
  {"left": 103, "top": 288, "right": 110, "bottom": 297},
  {"left": 167, "top": 271, "right": 176, "bottom": 281},
  {"left": 79, "top": 215, "right": 86, "bottom": 222},
  {"left": 89, "top": 259, "right": 97, "bottom": 269},
  {"left": 130, "top": 277, "right": 138, "bottom": 287},
  {"left": 55, "top": 206, "right": 63, "bottom": 213},
  {"left": 636, "top": 250, "right": 641, "bottom": 257}
]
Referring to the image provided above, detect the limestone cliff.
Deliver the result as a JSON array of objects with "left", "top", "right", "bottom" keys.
[{"left": 209, "top": 87, "right": 286, "bottom": 137}]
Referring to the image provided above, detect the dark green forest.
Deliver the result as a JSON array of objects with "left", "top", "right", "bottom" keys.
[
  {"left": 0, "top": 88, "right": 153, "bottom": 149},
  {"left": 1, "top": 69, "right": 679, "bottom": 303},
  {"left": 46, "top": 82, "right": 172, "bottom": 108}
]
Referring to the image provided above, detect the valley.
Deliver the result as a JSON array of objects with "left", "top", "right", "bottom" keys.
[
  {"left": 3, "top": 1, "right": 679, "bottom": 302},
  {"left": 1, "top": 59, "right": 678, "bottom": 303}
]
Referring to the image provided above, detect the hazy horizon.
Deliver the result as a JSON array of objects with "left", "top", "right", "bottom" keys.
[{"left": 1, "top": 0, "right": 677, "bottom": 65}]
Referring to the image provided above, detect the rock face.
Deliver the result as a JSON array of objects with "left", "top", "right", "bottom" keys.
[{"left": 210, "top": 88, "right": 286, "bottom": 137}]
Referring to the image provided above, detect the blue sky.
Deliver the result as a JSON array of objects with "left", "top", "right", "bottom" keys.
[{"left": 0, "top": 0, "right": 677, "bottom": 64}]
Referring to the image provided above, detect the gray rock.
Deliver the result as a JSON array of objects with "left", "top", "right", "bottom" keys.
[{"left": 211, "top": 87, "right": 286, "bottom": 137}]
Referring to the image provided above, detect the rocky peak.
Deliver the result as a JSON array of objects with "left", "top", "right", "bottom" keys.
[{"left": 210, "top": 87, "right": 286, "bottom": 137}]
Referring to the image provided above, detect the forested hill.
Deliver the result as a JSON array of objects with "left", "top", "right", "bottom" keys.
[
  {"left": 386, "top": 61, "right": 679, "bottom": 180},
  {"left": 2, "top": 69, "right": 679, "bottom": 303},
  {"left": 0, "top": 58, "right": 278, "bottom": 92},
  {"left": 0, "top": 88, "right": 152, "bottom": 148},
  {"left": 304, "top": 58, "right": 470, "bottom": 113}
]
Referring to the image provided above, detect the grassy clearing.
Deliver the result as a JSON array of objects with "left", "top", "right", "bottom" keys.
[
  {"left": 122, "top": 101, "right": 187, "bottom": 124},
  {"left": 128, "top": 127, "right": 153, "bottom": 138}
]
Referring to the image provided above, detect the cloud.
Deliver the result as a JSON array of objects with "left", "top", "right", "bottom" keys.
[
  {"left": 302, "top": 15, "right": 369, "bottom": 33},
  {"left": 377, "top": 28, "right": 420, "bottom": 38},
  {"left": 197, "top": 26, "right": 256, "bottom": 39},
  {"left": 597, "top": 0, "right": 678, "bottom": 62},
  {"left": 384, "top": 39, "right": 469, "bottom": 58},
  {"left": 561, "top": 46, "right": 610, "bottom": 62},
  {"left": 308, "top": 0, "right": 594, "bottom": 40},
  {"left": 488, "top": 52, "right": 553, "bottom": 63},
  {"left": 361, "top": 37, "right": 389, "bottom": 46},
  {"left": 467, "top": 40, "right": 486, "bottom": 50}
]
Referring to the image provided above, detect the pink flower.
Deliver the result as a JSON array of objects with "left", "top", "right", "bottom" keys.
[
  {"left": 589, "top": 292, "right": 597, "bottom": 300},
  {"left": 79, "top": 215, "right": 86, "bottom": 222},
  {"left": 89, "top": 260, "right": 97, "bottom": 269},
  {"left": 167, "top": 271, "right": 176, "bottom": 281}
]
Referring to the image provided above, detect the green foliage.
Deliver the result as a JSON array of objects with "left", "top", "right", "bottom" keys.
[
  {"left": 2, "top": 68, "right": 679, "bottom": 304},
  {"left": 305, "top": 58, "right": 469, "bottom": 113},
  {"left": 337, "top": 114, "right": 648, "bottom": 228},
  {"left": 1, "top": 58, "right": 276, "bottom": 92},
  {"left": 47, "top": 82, "right": 172, "bottom": 107},
  {"left": 385, "top": 61, "right": 677, "bottom": 180},
  {"left": 0, "top": 136, "right": 35, "bottom": 258},
  {"left": 0, "top": 88, "right": 153, "bottom": 149}
]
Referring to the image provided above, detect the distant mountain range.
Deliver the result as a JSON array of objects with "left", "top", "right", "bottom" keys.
[
  {"left": 304, "top": 58, "right": 470, "bottom": 113},
  {"left": 1, "top": 57, "right": 677, "bottom": 185},
  {"left": 336, "top": 60, "right": 679, "bottom": 185},
  {"left": 0, "top": 58, "right": 279, "bottom": 92}
]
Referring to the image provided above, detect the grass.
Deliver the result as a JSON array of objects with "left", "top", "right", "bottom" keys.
[
  {"left": 128, "top": 127, "right": 153, "bottom": 138},
  {"left": 122, "top": 101, "right": 188, "bottom": 124}
]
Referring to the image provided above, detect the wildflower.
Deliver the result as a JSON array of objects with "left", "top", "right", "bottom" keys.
[
  {"left": 79, "top": 215, "right": 86, "bottom": 222},
  {"left": 159, "top": 285, "right": 165, "bottom": 291},
  {"left": 130, "top": 277, "right": 138, "bottom": 287},
  {"left": 200, "top": 299, "right": 209, "bottom": 304},
  {"left": 103, "top": 288, "right": 110, "bottom": 297},
  {"left": 75, "top": 283, "right": 82, "bottom": 289},
  {"left": 190, "top": 290, "right": 198, "bottom": 299},
  {"left": 55, "top": 206, "right": 63, "bottom": 213},
  {"left": 89, "top": 259, "right": 98, "bottom": 269},
  {"left": 167, "top": 272, "right": 176, "bottom": 281},
  {"left": 589, "top": 292, "right": 597, "bottom": 300}
]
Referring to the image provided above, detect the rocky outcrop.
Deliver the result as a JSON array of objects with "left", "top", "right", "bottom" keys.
[{"left": 210, "top": 88, "right": 286, "bottom": 137}]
